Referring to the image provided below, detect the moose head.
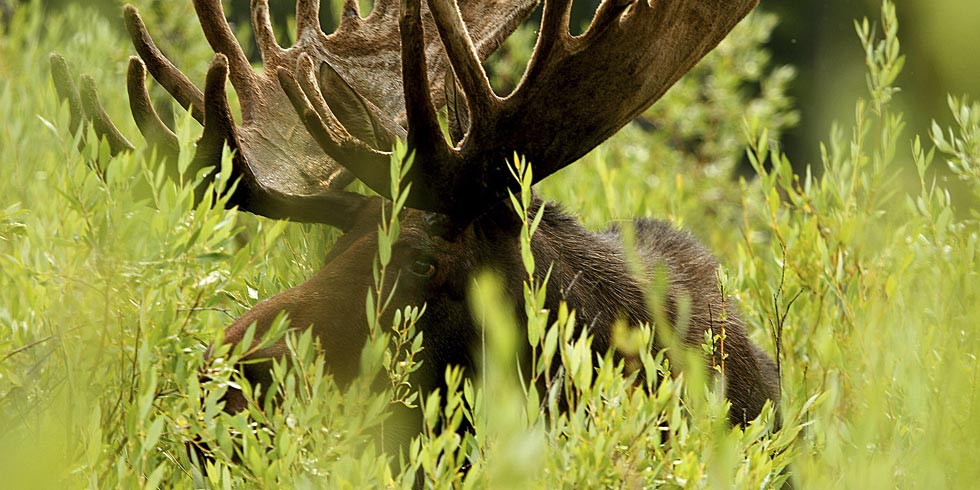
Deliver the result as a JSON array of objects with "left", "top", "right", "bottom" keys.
[{"left": 51, "top": 0, "right": 777, "bottom": 431}]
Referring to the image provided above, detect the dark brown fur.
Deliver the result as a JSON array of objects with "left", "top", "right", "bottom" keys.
[{"left": 220, "top": 197, "right": 780, "bottom": 428}]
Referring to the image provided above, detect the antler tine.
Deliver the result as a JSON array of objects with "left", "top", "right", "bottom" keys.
[
  {"left": 79, "top": 75, "right": 136, "bottom": 156},
  {"left": 49, "top": 53, "right": 85, "bottom": 135},
  {"left": 527, "top": 0, "right": 571, "bottom": 69},
  {"left": 126, "top": 57, "right": 179, "bottom": 162},
  {"left": 124, "top": 5, "right": 205, "bottom": 123},
  {"left": 588, "top": 0, "right": 633, "bottom": 33},
  {"left": 50, "top": 53, "right": 134, "bottom": 156},
  {"left": 322, "top": 61, "right": 397, "bottom": 149},
  {"left": 181, "top": 55, "right": 227, "bottom": 205},
  {"left": 539, "top": 0, "right": 572, "bottom": 44},
  {"left": 339, "top": 0, "right": 361, "bottom": 29},
  {"left": 426, "top": 0, "right": 498, "bottom": 121},
  {"left": 277, "top": 67, "right": 392, "bottom": 195},
  {"left": 296, "top": 0, "right": 323, "bottom": 40},
  {"left": 294, "top": 55, "right": 342, "bottom": 135},
  {"left": 251, "top": 0, "right": 285, "bottom": 64},
  {"left": 192, "top": 55, "right": 242, "bottom": 184},
  {"left": 444, "top": 71, "right": 468, "bottom": 146},
  {"left": 400, "top": 0, "right": 454, "bottom": 161},
  {"left": 192, "top": 0, "right": 258, "bottom": 106},
  {"left": 298, "top": 54, "right": 397, "bottom": 150}
]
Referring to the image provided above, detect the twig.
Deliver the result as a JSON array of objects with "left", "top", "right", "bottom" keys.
[
  {"left": 0, "top": 335, "right": 55, "bottom": 363},
  {"left": 768, "top": 248, "right": 805, "bottom": 394}
]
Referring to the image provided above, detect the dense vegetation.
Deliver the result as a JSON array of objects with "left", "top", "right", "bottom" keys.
[{"left": 1, "top": 0, "right": 977, "bottom": 487}]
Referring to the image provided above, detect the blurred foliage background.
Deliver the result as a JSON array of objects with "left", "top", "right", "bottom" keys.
[
  {"left": 2, "top": 0, "right": 979, "bottom": 488},
  {"left": 765, "top": 0, "right": 980, "bottom": 179}
]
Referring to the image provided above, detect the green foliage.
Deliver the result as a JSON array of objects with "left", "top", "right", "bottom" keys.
[{"left": 1, "top": 0, "right": 978, "bottom": 488}]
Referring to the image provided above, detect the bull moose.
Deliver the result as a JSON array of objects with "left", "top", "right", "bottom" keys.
[{"left": 50, "top": 0, "right": 777, "bottom": 449}]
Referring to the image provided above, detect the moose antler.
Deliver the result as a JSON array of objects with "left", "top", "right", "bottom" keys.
[
  {"left": 288, "top": 0, "right": 758, "bottom": 218},
  {"left": 51, "top": 0, "right": 537, "bottom": 227},
  {"left": 54, "top": 0, "right": 756, "bottom": 225}
]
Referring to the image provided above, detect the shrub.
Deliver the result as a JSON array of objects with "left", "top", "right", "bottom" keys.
[{"left": 0, "top": 0, "right": 977, "bottom": 487}]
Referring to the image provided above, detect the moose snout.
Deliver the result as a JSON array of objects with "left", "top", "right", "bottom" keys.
[
  {"left": 220, "top": 293, "right": 299, "bottom": 360},
  {"left": 211, "top": 357, "right": 276, "bottom": 414},
  {"left": 205, "top": 274, "right": 369, "bottom": 413},
  {"left": 203, "top": 294, "right": 301, "bottom": 414},
  {"left": 189, "top": 297, "right": 301, "bottom": 467}
]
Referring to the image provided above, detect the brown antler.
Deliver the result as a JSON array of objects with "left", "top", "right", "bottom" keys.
[
  {"left": 51, "top": 0, "right": 537, "bottom": 226},
  {"left": 50, "top": 53, "right": 135, "bottom": 156},
  {"left": 144, "top": 0, "right": 537, "bottom": 196},
  {"left": 288, "top": 0, "right": 757, "bottom": 218},
  {"left": 51, "top": 49, "right": 369, "bottom": 228}
]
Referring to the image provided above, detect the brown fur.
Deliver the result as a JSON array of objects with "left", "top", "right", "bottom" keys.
[{"left": 219, "top": 197, "right": 780, "bottom": 427}]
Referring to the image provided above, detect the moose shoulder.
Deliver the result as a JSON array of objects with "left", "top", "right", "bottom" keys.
[
  {"left": 50, "top": 0, "right": 775, "bottom": 441},
  {"left": 225, "top": 195, "right": 778, "bottom": 424},
  {"left": 219, "top": 196, "right": 779, "bottom": 425}
]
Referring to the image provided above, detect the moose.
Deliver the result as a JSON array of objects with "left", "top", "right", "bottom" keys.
[{"left": 51, "top": 0, "right": 777, "bottom": 446}]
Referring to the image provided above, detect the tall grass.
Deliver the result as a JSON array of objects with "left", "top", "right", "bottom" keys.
[{"left": 0, "top": 0, "right": 977, "bottom": 487}]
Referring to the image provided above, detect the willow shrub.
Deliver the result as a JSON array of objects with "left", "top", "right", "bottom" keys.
[{"left": 1, "top": 0, "right": 978, "bottom": 487}]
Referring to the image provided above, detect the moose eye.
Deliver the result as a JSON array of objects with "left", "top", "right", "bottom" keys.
[{"left": 408, "top": 257, "right": 437, "bottom": 278}]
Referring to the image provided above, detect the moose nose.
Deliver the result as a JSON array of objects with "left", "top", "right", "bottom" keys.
[
  {"left": 203, "top": 330, "right": 283, "bottom": 415},
  {"left": 206, "top": 282, "right": 325, "bottom": 413},
  {"left": 208, "top": 316, "right": 291, "bottom": 414},
  {"left": 214, "top": 358, "right": 276, "bottom": 414}
]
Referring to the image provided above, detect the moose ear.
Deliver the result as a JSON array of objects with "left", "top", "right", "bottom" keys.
[{"left": 317, "top": 61, "right": 392, "bottom": 150}]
